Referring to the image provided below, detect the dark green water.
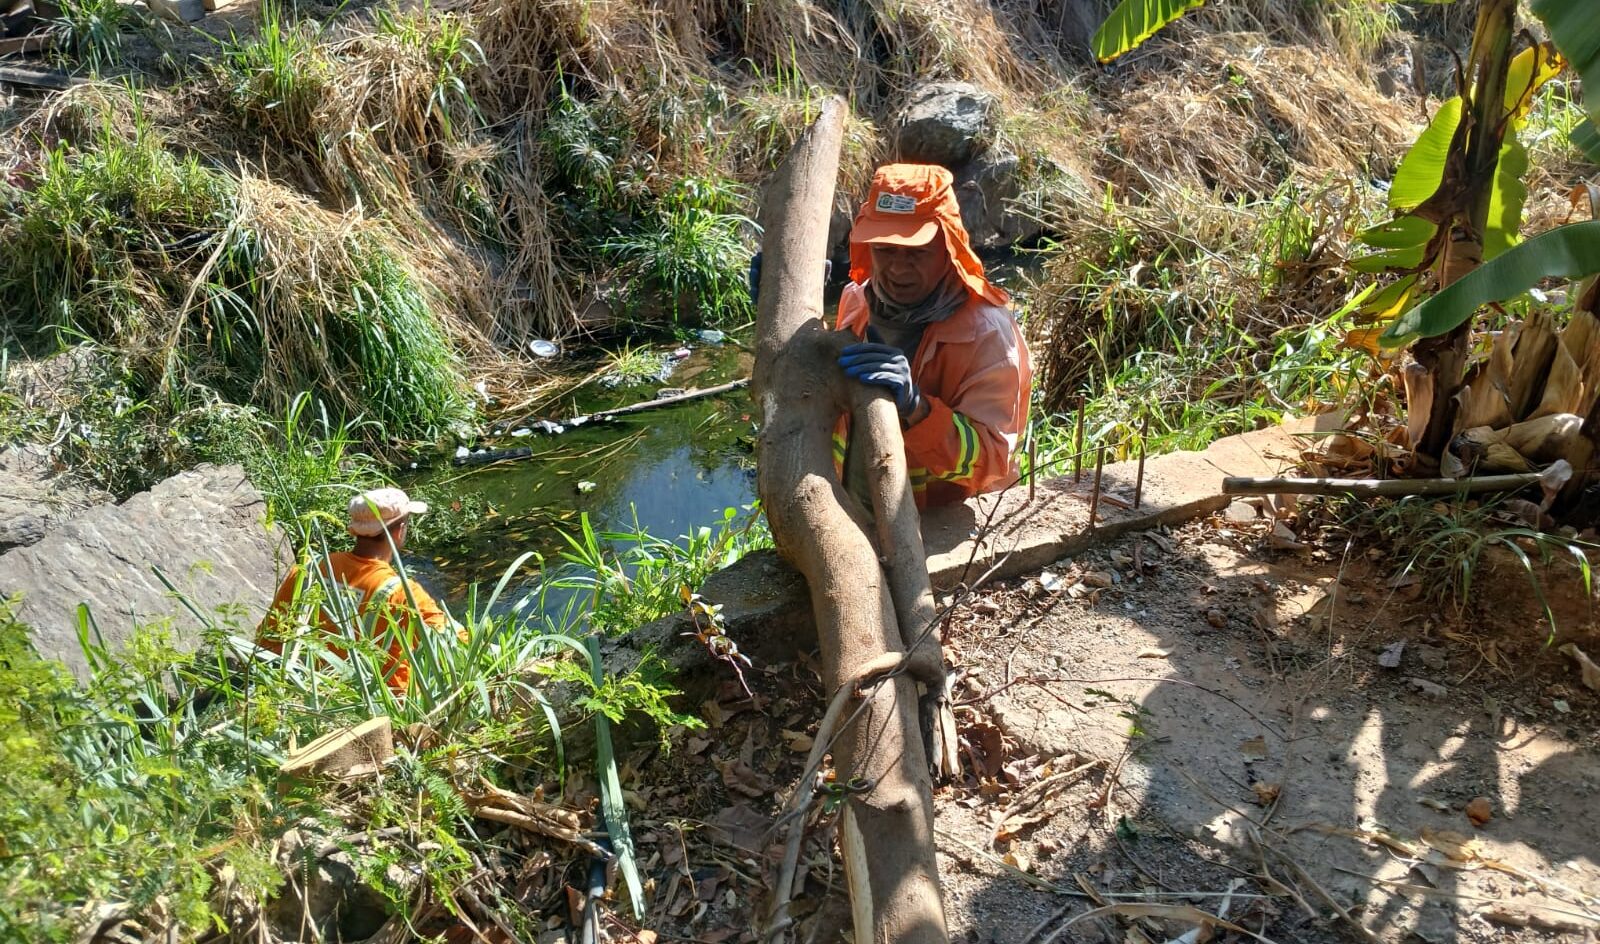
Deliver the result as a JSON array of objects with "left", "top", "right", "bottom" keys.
[{"left": 401, "top": 338, "right": 757, "bottom": 608}]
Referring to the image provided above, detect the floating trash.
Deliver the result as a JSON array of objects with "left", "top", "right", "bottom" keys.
[
  {"left": 695, "top": 329, "right": 725, "bottom": 344},
  {"left": 510, "top": 428, "right": 532, "bottom": 438},
  {"left": 528, "top": 339, "right": 559, "bottom": 358},
  {"left": 576, "top": 480, "right": 597, "bottom": 494},
  {"left": 533, "top": 420, "right": 565, "bottom": 435},
  {"left": 454, "top": 445, "right": 471, "bottom": 459},
  {"left": 669, "top": 347, "right": 692, "bottom": 360}
]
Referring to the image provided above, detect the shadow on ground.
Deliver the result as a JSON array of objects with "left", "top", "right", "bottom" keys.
[{"left": 941, "top": 504, "right": 1600, "bottom": 943}]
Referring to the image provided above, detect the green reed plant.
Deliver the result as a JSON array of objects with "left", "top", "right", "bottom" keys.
[
  {"left": 552, "top": 505, "right": 772, "bottom": 636},
  {"left": 0, "top": 525, "right": 703, "bottom": 941},
  {"left": 0, "top": 95, "right": 471, "bottom": 445},
  {"left": 1340, "top": 495, "right": 1596, "bottom": 638},
  {"left": 50, "top": 0, "right": 134, "bottom": 74}
]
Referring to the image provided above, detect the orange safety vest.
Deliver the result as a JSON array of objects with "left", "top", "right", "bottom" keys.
[
  {"left": 834, "top": 282, "right": 1032, "bottom": 508},
  {"left": 257, "top": 551, "right": 455, "bottom": 692}
]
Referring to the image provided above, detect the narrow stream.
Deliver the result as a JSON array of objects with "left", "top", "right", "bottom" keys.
[
  {"left": 399, "top": 337, "right": 757, "bottom": 611},
  {"left": 397, "top": 253, "right": 1039, "bottom": 613}
]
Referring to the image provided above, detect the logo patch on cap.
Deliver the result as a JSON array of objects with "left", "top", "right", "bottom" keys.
[{"left": 875, "top": 192, "right": 918, "bottom": 214}]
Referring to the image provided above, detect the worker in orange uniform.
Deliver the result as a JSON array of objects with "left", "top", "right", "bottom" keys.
[
  {"left": 834, "top": 163, "right": 1032, "bottom": 508},
  {"left": 258, "top": 487, "right": 460, "bottom": 692}
]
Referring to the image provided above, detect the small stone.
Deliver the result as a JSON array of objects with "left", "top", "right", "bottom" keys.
[
  {"left": 1223, "top": 501, "right": 1258, "bottom": 523},
  {"left": 1465, "top": 796, "right": 1493, "bottom": 828},
  {"left": 1415, "top": 644, "right": 1447, "bottom": 672},
  {"left": 1205, "top": 608, "right": 1228, "bottom": 629},
  {"left": 1408, "top": 677, "right": 1449, "bottom": 698}
]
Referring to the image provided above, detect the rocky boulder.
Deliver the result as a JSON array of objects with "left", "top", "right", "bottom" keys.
[
  {"left": 0, "top": 463, "right": 287, "bottom": 675},
  {"left": 0, "top": 444, "right": 109, "bottom": 551},
  {"left": 893, "top": 81, "right": 998, "bottom": 168}
]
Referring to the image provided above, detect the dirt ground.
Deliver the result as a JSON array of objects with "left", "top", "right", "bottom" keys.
[{"left": 608, "top": 508, "right": 1600, "bottom": 944}]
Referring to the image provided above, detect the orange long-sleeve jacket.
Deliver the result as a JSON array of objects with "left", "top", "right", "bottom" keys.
[
  {"left": 257, "top": 551, "right": 455, "bottom": 692},
  {"left": 835, "top": 282, "right": 1033, "bottom": 508}
]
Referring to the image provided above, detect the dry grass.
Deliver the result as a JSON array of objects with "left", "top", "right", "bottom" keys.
[{"left": 1093, "top": 31, "right": 1417, "bottom": 200}]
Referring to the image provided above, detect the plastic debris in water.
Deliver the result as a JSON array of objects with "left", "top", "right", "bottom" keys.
[
  {"left": 454, "top": 445, "right": 471, "bottom": 459},
  {"left": 577, "top": 480, "right": 597, "bottom": 494},
  {"left": 669, "top": 347, "right": 692, "bottom": 359},
  {"left": 695, "top": 329, "right": 725, "bottom": 344},
  {"left": 533, "top": 420, "right": 565, "bottom": 435},
  {"left": 510, "top": 428, "right": 532, "bottom": 438},
  {"left": 528, "top": 339, "right": 559, "bottom": 358}
]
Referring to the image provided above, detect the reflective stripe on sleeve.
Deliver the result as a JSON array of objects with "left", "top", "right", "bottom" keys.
[{"left": 934, "top": 412, "right": 980, "bottom": 483}]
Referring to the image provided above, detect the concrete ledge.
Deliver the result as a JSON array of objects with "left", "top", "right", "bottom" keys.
[{"left": 618, "top": 416, "right": 1330, "bottom": 679}]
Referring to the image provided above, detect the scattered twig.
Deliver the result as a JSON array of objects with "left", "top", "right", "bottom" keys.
[{"left": 1037, "top": 902, "right": 1283, "bottom": 944}]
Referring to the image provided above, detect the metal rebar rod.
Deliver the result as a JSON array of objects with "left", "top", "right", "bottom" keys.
[
  {"left": 1089, "top": 445, "right": 1105, "bottom": 527},
  {"left": 1134, "top": 415, "right": 1150, "bottom": 509},
  {"left": 1073, "top": 397, "right": 1086, "bottom": 483},
  {"left": 1028, "top": 427, "right": 1038, "bottom": 504}
]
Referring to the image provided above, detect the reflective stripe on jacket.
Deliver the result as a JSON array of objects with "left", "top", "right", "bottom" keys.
[{"left": 835, "top": 281, "right": 1032, "bottom": 508}]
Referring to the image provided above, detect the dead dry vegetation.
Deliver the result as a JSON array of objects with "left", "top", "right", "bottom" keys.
[{"left": 0, "top": 0, "right": 1491, "bottom": 439}]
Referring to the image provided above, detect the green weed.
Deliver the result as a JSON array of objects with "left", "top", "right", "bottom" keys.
[
  {"left": 601, "top": 343, "right": 670, "bottom": 387},
  {"left": 50, "top": 0, "right": 134, "bottom": 74},
  {"left": 553, "top": 506, "right": 772, "bottom": 635},
  {"left": 1340, "top": 496, "right": 1596, "bottom": 638},
  {"left": 602, "top": 179, "right": 757, "bottom": 327},
  {"left": 0, "top": 99, "right": 472, "bottom": 445}
]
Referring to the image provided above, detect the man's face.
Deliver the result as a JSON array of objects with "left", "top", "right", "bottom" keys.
[{"left": 869, "top": 240, "right": 950, "bottom": 305}]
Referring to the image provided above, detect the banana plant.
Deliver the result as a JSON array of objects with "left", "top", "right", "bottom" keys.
[{"left": 1378, "top": 0, "right": 1600, "bottom": 350}]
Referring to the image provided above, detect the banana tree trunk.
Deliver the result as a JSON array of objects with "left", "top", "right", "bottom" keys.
[
  {"left": 752, "top": 99, "right": 949, "bottom": 943},
  {"left": 1415, "top": 0, "right": 1518, "bottom": 459}
]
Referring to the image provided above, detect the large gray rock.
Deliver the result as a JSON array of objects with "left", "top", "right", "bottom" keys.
[
  {"left": 0, "top": 463, "right": 287, "bottom": 675},
  {"left": 893, "top": 81, "right": 998, "bottom": 168},
  {"left": 0, "top": 444, "right": 109, "bottom": 551}
]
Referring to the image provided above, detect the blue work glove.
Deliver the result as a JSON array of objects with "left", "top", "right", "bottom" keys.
[
  {"left": 746, "top": 252, "right": 831, "bottom": 305},
  {"left": 839, "top": 342, "right": 921, "bottom": 418}
]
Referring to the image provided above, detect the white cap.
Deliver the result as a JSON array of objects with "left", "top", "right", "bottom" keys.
[{"left": 347, "top": 487, "right": 428, "bottom": 537}]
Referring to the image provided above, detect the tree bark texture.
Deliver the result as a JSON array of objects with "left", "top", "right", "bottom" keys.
[{"left": 752, "top": 98, "right": 949, "bottom": 943}]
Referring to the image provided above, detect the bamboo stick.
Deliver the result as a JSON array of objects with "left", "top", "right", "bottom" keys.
[{"left": 1222, "top": 472, "right": 1545, "bottom": 498}]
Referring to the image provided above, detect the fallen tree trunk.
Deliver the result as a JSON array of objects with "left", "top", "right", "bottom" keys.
[{"left": 752, "top": 99, "right": 948, "bottom": 943}]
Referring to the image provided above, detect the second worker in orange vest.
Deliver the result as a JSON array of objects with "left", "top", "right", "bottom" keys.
[{"left": 833, "top": 163, "right": 1033, "bottom": 508}]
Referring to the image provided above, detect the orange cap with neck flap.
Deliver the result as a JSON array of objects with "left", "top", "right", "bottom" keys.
[{"left": 847, "top": 162, "right": 1008, "bottom": 308}]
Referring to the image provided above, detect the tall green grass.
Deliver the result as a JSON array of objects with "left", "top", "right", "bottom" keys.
[
  {"left": 0, "top": 515, "right": 704, "bottom": 942},
  {"left": 0, "top": 98, "right": 471, "bottom": 445}
]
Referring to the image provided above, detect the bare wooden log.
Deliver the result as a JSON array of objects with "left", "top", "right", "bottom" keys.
[
  {"left": 753, "top": 98, "right": 947, "bottom": 943},
  {"left": 1223, "top": 472, "right": 1545, "bottom": 498},
  {"left": 0, "top": 63, "right": 83, "bottom": 90}
]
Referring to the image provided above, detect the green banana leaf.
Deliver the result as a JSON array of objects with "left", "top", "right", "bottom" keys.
[
  {"left": 1484, "top": 134, "right": 1529, "bottom": 261},
  {"left": 1356, "top": 216, "right": 1436, "bottom": 250},
  {"left": 1380, "top": 221, "right": 1600, "bottom": 347},
  {"left": 1091, "top": 0, "right": 1206, "bottom": 63},
  {"left": 1389, "top": 97, "right": 1464, "bottom": 212},
  {"left": 1531, "top": 0, "right": 1600, "bottom": 164},
  {"left": 1350, "top": 245, "right": 1429, "bottom": 274},
  {"left": 1573, "top": 113, "right": 1600, "bottom": 164}
]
